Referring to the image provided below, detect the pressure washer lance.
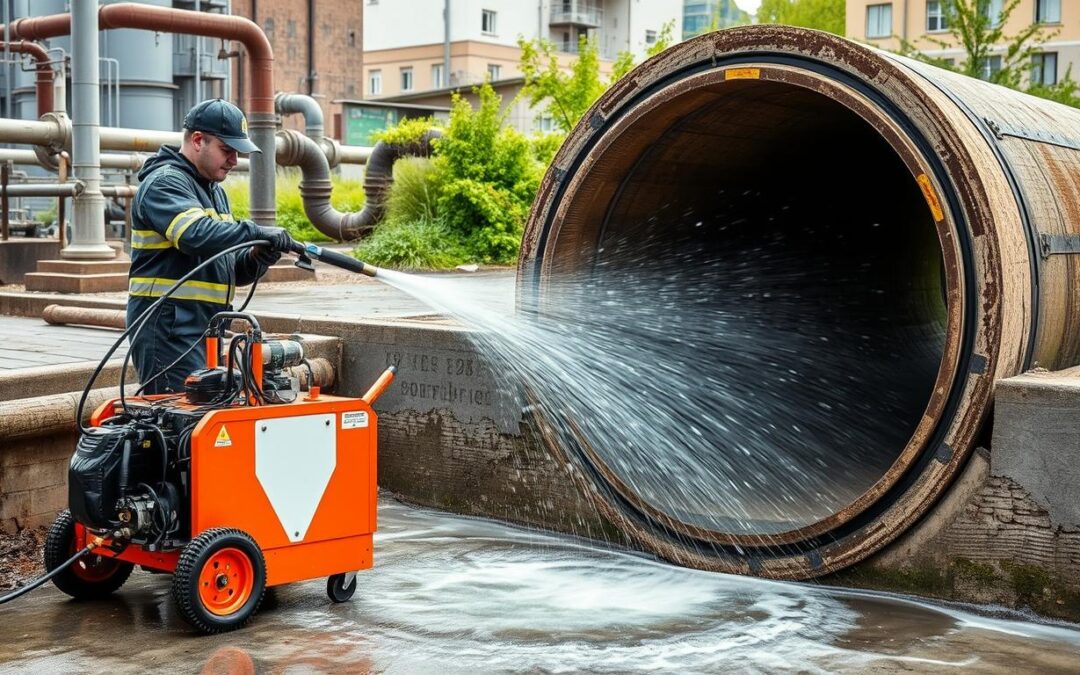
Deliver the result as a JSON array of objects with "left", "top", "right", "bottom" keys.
[{"left": 291, "top": 242, "right": 380, "bottom": 277}]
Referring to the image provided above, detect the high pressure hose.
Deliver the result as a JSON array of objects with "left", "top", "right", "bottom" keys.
[{"left": 0, "top": 538, "right": 102, "bottom": 605}]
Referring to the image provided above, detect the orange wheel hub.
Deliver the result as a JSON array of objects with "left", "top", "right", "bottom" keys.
[{"left": 198, "top": 547, "right": 254, "bottom": 616}]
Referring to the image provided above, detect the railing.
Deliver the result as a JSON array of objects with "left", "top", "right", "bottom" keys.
[{"left": 550, "top": 5, "right": 603, "bottom": 27}]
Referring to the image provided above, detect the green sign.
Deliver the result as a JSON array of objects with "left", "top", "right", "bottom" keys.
[{"left": 345, "top": 106, "right": 398, "bottom": 146}]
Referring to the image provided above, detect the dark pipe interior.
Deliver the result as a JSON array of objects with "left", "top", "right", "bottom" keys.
[{"left": 557, "top": 80, "right": 946, "bottom": 536}]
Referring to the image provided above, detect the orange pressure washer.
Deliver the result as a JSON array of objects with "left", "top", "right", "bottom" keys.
[{"left": 5, "top": 241, "right": 395, "bottom": 634}]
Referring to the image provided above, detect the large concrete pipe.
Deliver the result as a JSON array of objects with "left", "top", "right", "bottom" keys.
[
  {"left": 6, "top": 2, "right": 277, "bottom": 225},
  {"left": 276, "top": 128, "right": 439, "bottom": 241},
  {"left": 519, "top": 26, "right": 1080, "bottom": 579}
]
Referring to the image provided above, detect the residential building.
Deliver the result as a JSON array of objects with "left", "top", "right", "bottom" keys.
[
  {"left": 683, "top": 0, "right": 750, "bottom": 39},
  {"left": 363, "top": 0, "right": 683, "bottom": 134},
  {"left": 845, "top": 0, "right": 1078, "bottom": 87}
]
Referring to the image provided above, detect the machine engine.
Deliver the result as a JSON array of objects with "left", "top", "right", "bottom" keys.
[{"left": 68, "top": 331, "right": 309, "bottom": 548}]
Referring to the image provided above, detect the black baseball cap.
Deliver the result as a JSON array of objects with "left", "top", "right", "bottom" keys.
[{"left": 183, "top": 99, "right": 261, "bottom": 153}]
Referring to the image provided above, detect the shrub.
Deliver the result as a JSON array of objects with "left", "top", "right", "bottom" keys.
[
  {"left": 429, "top": 84, "right": 542, "bottom": 263},
  {"left": 354, "top": 217, "right": 467, "bottom": 270},
  {"left": 372, "top": 116, "right": 439, "bottom": 145}
]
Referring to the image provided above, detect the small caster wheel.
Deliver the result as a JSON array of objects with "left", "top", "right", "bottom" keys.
[
  {"left": 44, "top": 510, "right": 133, "bottom": 600},
  {"left": 172, "top": 528, "right": 266, "bottom": 634},
  {"left": 327, "top": 572, "right": 357, "bottom": 603}
]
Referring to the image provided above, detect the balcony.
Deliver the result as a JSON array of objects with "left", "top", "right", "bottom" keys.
[{"left": 550, "top": 4, "right": 603, "bottom": 28}]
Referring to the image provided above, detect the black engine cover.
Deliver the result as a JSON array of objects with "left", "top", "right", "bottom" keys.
[{"left": 68, "top": 426, "right": 130, "bottom": 530}]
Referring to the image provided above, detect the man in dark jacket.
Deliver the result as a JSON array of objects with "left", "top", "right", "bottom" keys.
[{"left": 128, "top": 99, "right": 294, "bottom": 394}]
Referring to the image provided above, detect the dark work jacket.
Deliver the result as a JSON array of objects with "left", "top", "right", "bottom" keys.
[{"left": 127, "top": 145, "right": 266, "bottom": 394}]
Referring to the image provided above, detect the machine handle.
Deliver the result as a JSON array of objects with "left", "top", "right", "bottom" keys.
[{"left": 362, "top": 366, "right": 397, "bottom": 404}]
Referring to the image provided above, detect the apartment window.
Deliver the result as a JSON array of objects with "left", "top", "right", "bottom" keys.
[
  {"left": 401, "top": 67, "right": 414, "bottom": 91},
  {"left": 866, "top": 4, "right": 892, "bottom": 39},
  {"left": 262, "top": 18, "right": 275, "bottom": 41},
  {"left": 981, "top": 55, "right": 1003, "bottom": 80},
  {"left": 369, "top": 70, "right": 381, "bottom": 96},
  {"left": 1032, "top": 52, "right": 1058, "bottom": 86},
  {"left": 431, "top": 63, "right": 445, "bottom": 89},
  {"left": 482, "top": 9, "right": 497, "bottom": 35},
  {"left": 486, "top": 64, "right": 501, "bottom": 81},
  {"left": 538, "top": 115, "right": 555, "bottom": 133},
  {"left": 645, "top": 29, "right": 657, "bottom": 44},
  {"left": 1036, "top": 0, "right": 1061, "bottom": 24},
  {"left": 926, "top": 1, "right": 948, "bottom": 32},
  {"left": 981, "top": 0, "right": 1004, "bottom": 27}
]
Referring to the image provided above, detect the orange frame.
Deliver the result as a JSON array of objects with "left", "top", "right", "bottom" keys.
[{"left": 85, "top": 395, "right": 378, "bottom": 586}]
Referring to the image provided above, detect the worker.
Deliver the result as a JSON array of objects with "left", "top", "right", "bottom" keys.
[{"left": 127, "top": 99, "right": 295, "bottom": 394}]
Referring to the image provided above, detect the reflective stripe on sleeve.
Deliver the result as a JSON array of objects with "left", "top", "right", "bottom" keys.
[
  {"left": 131, "top": 229, "right": 171, "bottom": 249},
  {"left": 129, "top": 276, "right": 233, "bottom": 304},
  {"left": 164, "top": 207, "right": 205, "bottom": 245}
]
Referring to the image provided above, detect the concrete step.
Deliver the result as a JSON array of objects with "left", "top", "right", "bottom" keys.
[
  {"left": 35, "top": 259, "right": 131, "bottom": 274},
  {"left": 24, "top": 272, "right": 129, "bottom": 293},
  {"left": 262, "top": 263, "right": 316, "bottom": 283}
]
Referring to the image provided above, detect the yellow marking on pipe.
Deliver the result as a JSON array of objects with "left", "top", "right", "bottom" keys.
[
  {"left": 916, "top": 173, "right": 945, "bottom": 222},
  {"left": 725, "top": 68, "right": 761, "bottom": 80}
]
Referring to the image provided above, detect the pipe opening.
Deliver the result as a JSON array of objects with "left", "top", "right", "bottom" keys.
[{"left": 540, "top": 76, "right": 948, "bottom": 539}]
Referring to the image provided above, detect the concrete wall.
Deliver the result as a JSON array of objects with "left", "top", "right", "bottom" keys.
[{"left": 833, "top": 368, "right": 1080, "bottom": 622}]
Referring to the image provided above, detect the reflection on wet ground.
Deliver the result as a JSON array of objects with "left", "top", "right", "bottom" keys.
[{"left": 1, "top": 498, "right": 1077, "bottom": 673}]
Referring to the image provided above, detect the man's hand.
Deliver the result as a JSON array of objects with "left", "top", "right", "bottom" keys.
[
  {"left": 250, "top": 245, "right": 282, "bottom": 268},
  {"left": 254, "top": 225, "right": 296, "bottom": 252}
]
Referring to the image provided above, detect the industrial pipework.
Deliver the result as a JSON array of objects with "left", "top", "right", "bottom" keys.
[
  {"left": 519, "top": 26, "right": 1080, "bottom": 579},
  {"left": 0, "top": 40, "right": 54, "bottom": 117},
  {"left": 275, "top": 92, "right": 324, "bottom": 141},
  {"left": 276, "top": 128, "right": 440, "bottom": 241},
  {"left": 5, "top": 1, "right": 277, "bottom": 225}
]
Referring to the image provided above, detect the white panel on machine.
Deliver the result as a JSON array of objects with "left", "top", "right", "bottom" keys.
[{"left": 255, "top": 413, "right": 336, "bottom": 542}]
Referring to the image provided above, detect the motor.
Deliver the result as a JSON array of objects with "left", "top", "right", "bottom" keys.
[{"left": 1, "top": 239, "right": 397, "bottom": 636}]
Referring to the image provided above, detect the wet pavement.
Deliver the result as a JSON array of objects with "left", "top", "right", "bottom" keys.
[{"left": 1, "top": 498, "right": 1078, "bottom": 674}]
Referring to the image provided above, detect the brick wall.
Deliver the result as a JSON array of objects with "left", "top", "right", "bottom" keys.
[{"left": 229, "top": 0, "right": 363, "bottom": 139}]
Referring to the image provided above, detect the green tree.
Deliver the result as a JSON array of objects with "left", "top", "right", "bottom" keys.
[
  {"left": 519, "top": 23, "right": 676, "bottom": 133},
  {"left": 756, "top": 0, "right": 845, "bottom": 34},
  {"left": 896, "top": 0, "right": 1073, "bottom": 107},
  {"left": 518, "top": 35, "right": 606, "bottom": 133}
]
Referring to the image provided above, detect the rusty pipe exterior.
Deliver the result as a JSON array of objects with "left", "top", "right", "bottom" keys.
[
  {"left": 0, "top": 40, "right": 54, "bottom": 117},
  {"left": 519, "top": 25, "right": 1080, "bottom": 580},
  {"left": 8, "top": 4, "right": 273, "bottom": 114}
]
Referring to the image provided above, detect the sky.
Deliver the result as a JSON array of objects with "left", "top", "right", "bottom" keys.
[{"left": 735, "top": 0, "right": 762, "bottom": 14}]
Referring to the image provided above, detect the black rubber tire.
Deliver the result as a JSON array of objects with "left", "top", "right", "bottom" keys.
[
  {"left": 43, "top": 510, "right": 133, "bottom": 600},
  {"left": 326, "top": 573, "right": 357, "bottom": 603},
  {"left": 172, "top": 528, "right": 266, "bottom": 634}
]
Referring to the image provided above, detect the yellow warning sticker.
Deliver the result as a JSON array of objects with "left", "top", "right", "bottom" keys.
[
  {"left": 916, "top": 173, "right": 945, "bottom": 222},
  {"left": 214, "top": 426, "right": 232, "bottom": 448},
  {"left": 725, "top": 68, "right": 761, "bottom": 80}
]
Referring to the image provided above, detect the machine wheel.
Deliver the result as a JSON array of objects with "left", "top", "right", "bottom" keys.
[
  {"left": 172, "top": 528, "right": 266, "bottom": 634},
  {"left": 43, "top": 510, "right": 133, "bottom": 600},
  {"left": 326, "top": 573, "right": 357, "bottom": 603}
]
